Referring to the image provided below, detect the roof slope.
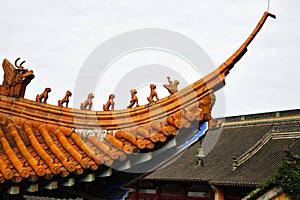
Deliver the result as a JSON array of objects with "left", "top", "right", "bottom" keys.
[
  {"left": 144, "top": 109, "right": 300, "bottom": 186},
  {"left": 0, "top": 95, "right": 207, "bottom": 196},
  {"left": 0, "top": 108, "right": 185, "bottom": 183}
]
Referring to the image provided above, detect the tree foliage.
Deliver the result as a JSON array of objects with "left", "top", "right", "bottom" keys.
[{"left": 257, "top": 152, "right": 300, "bottom": 200}]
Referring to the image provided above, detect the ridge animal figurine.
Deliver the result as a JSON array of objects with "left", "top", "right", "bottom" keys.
[
  {"left": 36, "top": 87, "right": 51, "bottom": 103},
  {"left": 58, "top": 90, "right": 72, "bottom": 108},
  {"left": 127, "top": 89, "right": 139, "bottom": 108},
  {"left": 80, "top": 93, "right": 94, "bottom": 110},
  {"left": 163, "top": 76, "right": 179, "bottom": 94},
  {"left": 147, "top": 84, "right": 159, "bottom": 103},
  {"left": 103, "top": 94, "right": 115, "bottom": 111}
]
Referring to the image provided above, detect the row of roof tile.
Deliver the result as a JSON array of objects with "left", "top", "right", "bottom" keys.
[{"left": 0, "top": 93, "right": 206, "bottom": 185}]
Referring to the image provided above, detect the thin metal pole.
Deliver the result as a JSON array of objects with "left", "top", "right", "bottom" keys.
[{"left": 267, "top": 0, "right": 270, "bottom": 11}]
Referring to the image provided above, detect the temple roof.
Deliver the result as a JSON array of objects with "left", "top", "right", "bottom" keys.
[
  {"left": 142, "top": 109, "right": 300, "bottom": 186},
  {"left": 0, "top": 11, "right": 276, "bottom": 199},
  {"left": 0, "top": 96, "right": 182, "bottom": 180},
  {"left": 0, "top": 94, "right": 207, "bottom": 198}
]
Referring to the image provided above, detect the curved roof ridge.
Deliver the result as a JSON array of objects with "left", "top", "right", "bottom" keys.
[
  {"left": 224, "top": 109, "right": 300, "bottom": 128},
  {"left": 232, "top": 130, "right": 300, "bottom": 171}
]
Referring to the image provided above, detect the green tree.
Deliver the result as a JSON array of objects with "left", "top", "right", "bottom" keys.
[{"left": 258, "top": 151, "right": 300, "bottom": 199}]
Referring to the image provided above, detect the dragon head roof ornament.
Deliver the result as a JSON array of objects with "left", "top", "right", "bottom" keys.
[{"left": 0, "top": 58, "right": 34, "bottom": 98}]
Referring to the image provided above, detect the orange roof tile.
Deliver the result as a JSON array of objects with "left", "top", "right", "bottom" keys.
[{"left": 0, "top": 96, "right": 201, "bottom": 184}]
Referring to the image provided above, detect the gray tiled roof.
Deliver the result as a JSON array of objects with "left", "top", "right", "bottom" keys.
[{"left": 144, "top": 109, "right": 300, "bottom": 186}]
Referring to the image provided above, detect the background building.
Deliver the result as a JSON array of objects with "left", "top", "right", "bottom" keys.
[{"left": 125, "top": 109, "right": 300, "bottom": 200}]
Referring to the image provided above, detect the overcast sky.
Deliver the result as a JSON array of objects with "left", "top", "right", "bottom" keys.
[{"left": 0, "top": 0, "right": 299, "bottom": 117}]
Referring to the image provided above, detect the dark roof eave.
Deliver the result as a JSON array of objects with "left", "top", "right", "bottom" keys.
[
  {"left": 209, "top": 181, "right": 258, "bottom": 187},
  {"left": 142, "top": 177, "right": 209, "bottom": 183},
  {"left": 140, "top": 178, "right": 258, "bottom": 187}
]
